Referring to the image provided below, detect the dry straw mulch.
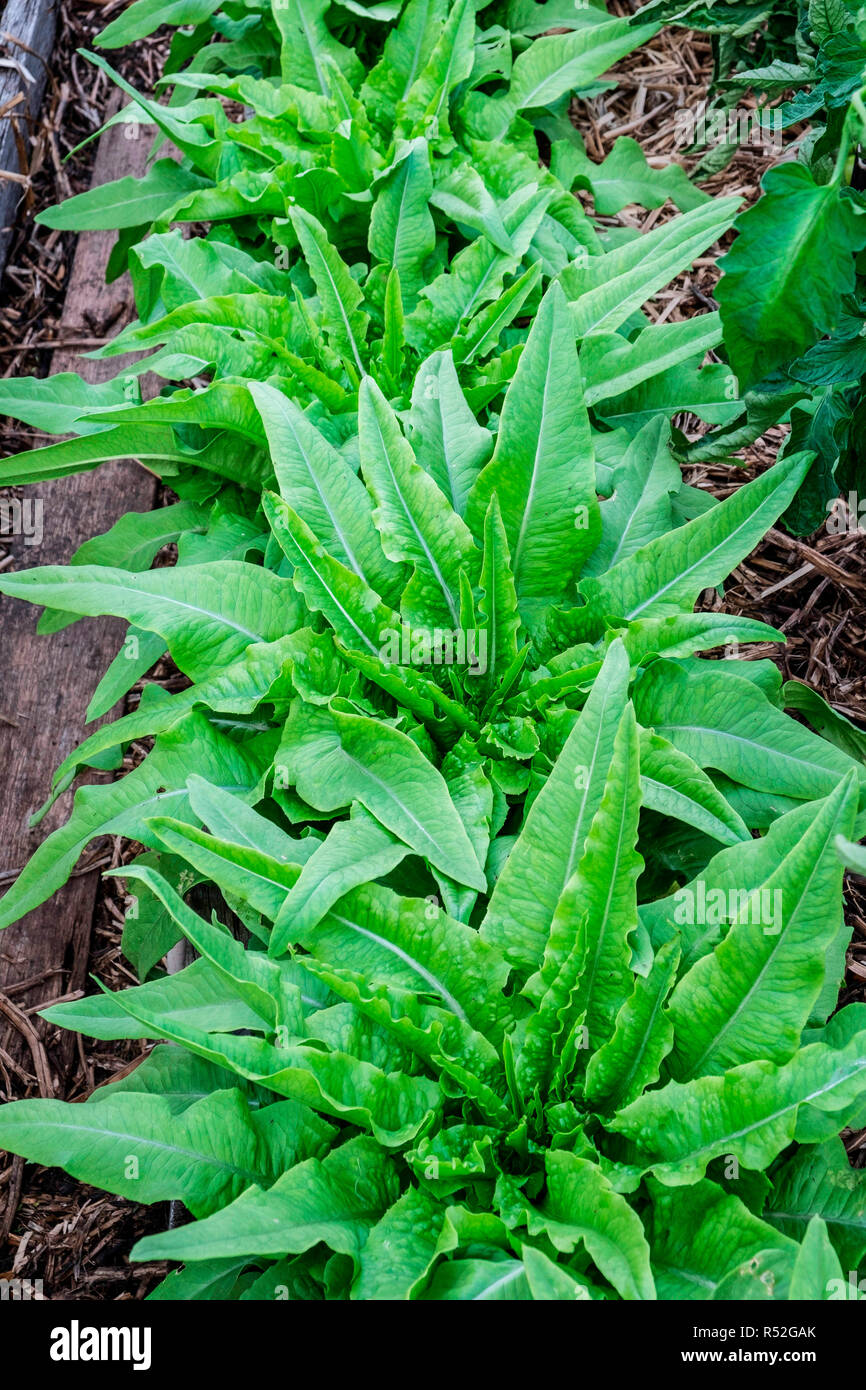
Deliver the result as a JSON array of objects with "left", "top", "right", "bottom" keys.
[{"left": 576, "top": 18, "right": 866, "bottom": 1049}]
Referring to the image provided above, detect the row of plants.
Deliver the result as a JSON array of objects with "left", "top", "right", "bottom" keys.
[{"left": 0, "top": 0, "right": 864, "bottom": 1300}]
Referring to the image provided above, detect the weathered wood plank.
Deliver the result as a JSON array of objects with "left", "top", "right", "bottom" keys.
[
  {"left": 0, "top": 104, "right": 158, "bottom": 1075},
  {"left": 0, "top": 0, "right": 58, "bottom": 283}
]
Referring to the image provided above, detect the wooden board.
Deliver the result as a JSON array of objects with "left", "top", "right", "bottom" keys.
[
  {"left": 0, "top": 0, "right": 58, "bottom": 283},
  {"left": 0, "top": 106, "right": 158, "bottom": 1075}
]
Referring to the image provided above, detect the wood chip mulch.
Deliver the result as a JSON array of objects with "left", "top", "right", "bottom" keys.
[{"left": 0, "top": 0, "right": 173, "bottom": 1301}]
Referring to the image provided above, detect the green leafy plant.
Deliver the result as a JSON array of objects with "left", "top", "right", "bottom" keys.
[
  {"left": 0, "top": 0, "right": 743, "bottom": 726},
  {"left": 2, "top": 286, "right": 866, "bottom": 1299},
  {"left": 0, "top": 280, "right": 840, "bottom": 933},
  {"left": 637, "top": 0, "right": 866, "bottom": 532},
  {"left": 0, "top": 0, "right": 730, "bottom": 500}
]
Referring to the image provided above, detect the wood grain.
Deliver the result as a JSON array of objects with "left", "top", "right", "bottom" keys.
[{"left": 0, "top": 106, "right": 157, "bottom": 1075}]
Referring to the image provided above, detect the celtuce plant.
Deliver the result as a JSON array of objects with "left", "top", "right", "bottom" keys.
[{"left": 0, "top": 0, "right": 864, "bottom": 1301}]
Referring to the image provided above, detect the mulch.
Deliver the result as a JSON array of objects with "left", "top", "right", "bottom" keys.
[
  {"left": 576, "top": 17, "right": 866, "bottom": 1158},
  {"left": 0, "top": 5, "right": 863, "bottom": 1301},
  {"left": 0, "top": 0, "right": 173, "bottom": 1300}
]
